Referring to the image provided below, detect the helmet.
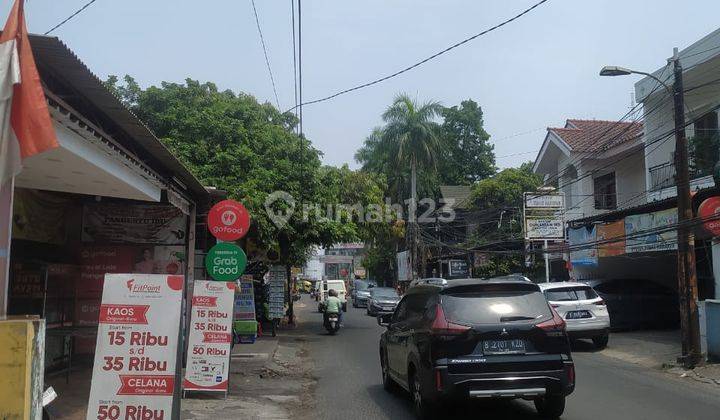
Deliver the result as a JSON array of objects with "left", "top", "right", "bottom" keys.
[{"left": 328, "top": 289, "right": 338, "bottom": 297}]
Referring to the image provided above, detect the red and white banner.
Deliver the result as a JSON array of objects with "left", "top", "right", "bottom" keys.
[
  {"left": 0, "top": 0, "right": 58, "bottom": 188},
  {"left": 183, "top": 280, "right": 235, "bottom": 393},
  {"left": 86, "top": 274, "right": 184, "bottom": 420}
]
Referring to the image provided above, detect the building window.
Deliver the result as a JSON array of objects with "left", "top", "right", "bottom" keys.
[
  {"left": 594, "top": 172, "right": 616, "bottom": 210},
  {"left": 690, "top": 110, "right": 719, "bottom": 177}
]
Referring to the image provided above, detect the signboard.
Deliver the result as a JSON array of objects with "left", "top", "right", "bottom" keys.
[
  {"left": 597, "top": 220, "right": 626, "bottom": 257},
  {"left": 448, "top": 259, "right": 470, "bottom": 278},
  {"left": 699, "top": 196, "right": 720, "bottom": 237},
  {"left": 523, "top": 192, "right": 565, "bottom": 240},
  {"left": 183, "top": 280, "right": 235, "bottom": 393},
  {"left": 625, "top": 208, "right": 677, "bottom": 253},
  {"left": 319, "top": 255, "right": 354, "bottom": 264},
  {"left": 205, "top": 242, "right": 247, "bottom": 281},
  {"left": 568, "top": 226, "right": 598, "bottom": 266},
  {"left": 207, "top": 200, "right": 250, "bottom": 242},
  {"left": 234, "top": 278, "right": 256, "bottom": 321},
  {"left": 82, "top": 203, "right": 187, "bottom": 244},
  {"left": 86, "top": 274, "right": 184, "bottom": 420},
  {"left": 267, "top": 265, "right": 286, "bottom": 319}
]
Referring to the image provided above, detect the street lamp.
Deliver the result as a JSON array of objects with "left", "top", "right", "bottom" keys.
[
  {"left": 599, "top": 65, "right": 673, "bottom": 95},
  {"left": 599, "top": 52, "right": 703, "bottom": 368}
]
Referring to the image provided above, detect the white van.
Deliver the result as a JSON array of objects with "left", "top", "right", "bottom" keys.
[{"left": 317, "top": 279, "right": 347, "bottom": 312}]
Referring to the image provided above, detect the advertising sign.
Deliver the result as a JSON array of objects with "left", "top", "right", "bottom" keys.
[
  {"left": 208, "top": 199, "right": 250, "bottom": 241},
  {"left": 234, "top": 278, "right": 256, "bottom": 321},
  {"left": 82, "top": 203, "right": 187, "bottom": 244},
  {"left": 597, "top": 220, "right": 626, "bottom": 257},
  {"left": 625, "top": 208, "right": 677, "bottom": 253},
  {"left": 86, "top": 273, "right": 184, "bottom": 420},
  {"left": 568, "top": 226, "right": 598, "bottom": 266},
  {"left": 396, "top": 250, "right": 411, "bottom": 282},
  {"left": 183, "top": 280, "right": 235, "bottom": 393},
  {"left": 523, "top": 192, "right": 565, "bottom": 240},
  {"left": 267, "top": 266, "right": 287, "bottom": 319},
  {"left": 448, "top": 259, "right": 470, "bottom": 278},
  {"left": 205, "top": 242, "right": 247, "bottom": 281},
  {"left": 699, "top": 196, "right": 720, "bottom": 237}
]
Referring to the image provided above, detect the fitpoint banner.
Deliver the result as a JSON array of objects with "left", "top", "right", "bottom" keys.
[
  {"left": 183, "top": 280, "right": 235, "bottom": 392},
  {"left": 86, "top": 274, "right": 184, "bottom": 420}
]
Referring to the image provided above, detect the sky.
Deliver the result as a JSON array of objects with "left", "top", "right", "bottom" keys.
[{"left": 16, "top": 0, "right": 720, "bottom": 170}]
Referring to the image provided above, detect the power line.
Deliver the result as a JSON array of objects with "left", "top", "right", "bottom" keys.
[
  {"left": 45, "top": 0, "right": 98, "bottom": 35},
  {"left": 250, "top": 0, "right": 281, "bottom": 109},
  {"left": 496, "top": 150, "right": 539, "bottom": 159},
  {"left": 298, "top": 0, "right": 303, "bottom": 135},
  {"left": 290, "top": 0, "right": 299, "bottom": 134},
  {"left": 284, "top": 0, "right": 551, "bottom": 112}
]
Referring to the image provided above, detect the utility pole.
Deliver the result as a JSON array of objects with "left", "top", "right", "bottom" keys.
[{"left": 672, "top": 47, "right": 702, "bottom": 368}]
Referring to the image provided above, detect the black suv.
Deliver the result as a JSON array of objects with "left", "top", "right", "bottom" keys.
[{"left": 378, "top": 278, "right": 575, "bottom": 419}]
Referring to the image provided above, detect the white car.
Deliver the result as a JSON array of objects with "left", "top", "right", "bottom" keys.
[{"left": 538, "top": 281, "right": 611, "bottom": 349}]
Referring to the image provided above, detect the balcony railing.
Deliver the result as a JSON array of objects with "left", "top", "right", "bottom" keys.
[{"left": 649, "top": 161, "right": 715, "bottom": 191}]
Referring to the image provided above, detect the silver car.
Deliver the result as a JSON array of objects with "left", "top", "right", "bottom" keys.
[
  {"left": 539, "top": 281, "right": 611, "bottom": 349},
  {"left": 366, "top": 287, "right": 401, "bottom": 316}
]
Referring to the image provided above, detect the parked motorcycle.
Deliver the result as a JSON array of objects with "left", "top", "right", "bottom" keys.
[{"left": 323, "top": 312, "right": 341, "bottom": 335}]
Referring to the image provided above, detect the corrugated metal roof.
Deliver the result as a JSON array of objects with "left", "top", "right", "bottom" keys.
[{"left": 26, "top": 34, "right": 208, "bottom": 201}]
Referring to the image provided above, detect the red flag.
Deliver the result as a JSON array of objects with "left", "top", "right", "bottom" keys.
[{"left": 0, "top": 0, "right": 58, "bottom": 187}]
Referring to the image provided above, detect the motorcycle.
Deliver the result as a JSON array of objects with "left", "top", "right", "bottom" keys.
[{"left": 324, "top": 311, "right": 341, "bottom": 335}]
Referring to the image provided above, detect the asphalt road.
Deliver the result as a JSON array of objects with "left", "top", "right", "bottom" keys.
[{"left": 297, "top": 297, "right": 720, "bottom": 420}]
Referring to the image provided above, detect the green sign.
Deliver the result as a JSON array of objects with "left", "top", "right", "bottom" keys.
[{"left": 205, "top": 242, "right": 247, "bottom": 281}]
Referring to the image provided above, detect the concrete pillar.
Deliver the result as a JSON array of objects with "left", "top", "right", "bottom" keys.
[{"left": 712, "top": 239, "right": 720, "bottom": 299}]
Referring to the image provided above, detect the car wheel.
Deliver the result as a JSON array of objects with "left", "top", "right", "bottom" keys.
[
  {"left": 593, "top": 334, "right": 609, "bottom": 349},
  {"left": 381, "top": 350, "right": 396, "bottom": 392},
  {"left": 534, "top": 394, "right": 566, "bottom": 419},
  {"left": 366, "top": 307, "right": 371, "bottom": 316},
  {"left": 410, "top": 369, "right": 434, "bottom": 419}
]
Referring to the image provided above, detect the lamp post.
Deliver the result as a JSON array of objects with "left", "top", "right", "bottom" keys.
[{"left": 600, "top": 49, "right": 702, "bottom": 368}]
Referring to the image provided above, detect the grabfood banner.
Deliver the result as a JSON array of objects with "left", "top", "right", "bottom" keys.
[
  {"left": 82, "top": 203, "right": 187, "bottom": 244},
  {"left": 183, "top": 280, "right": 235, "bottom": 392},
  {"left": 86, "top": 274, "right": 184, "bottom": 420}
]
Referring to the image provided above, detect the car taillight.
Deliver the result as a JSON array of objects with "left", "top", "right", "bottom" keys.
[
  {"left": 435, "top": 370, "right": 443, "bottom": 392},
  {"left": 551, "top": 304, "right": 559, "bottom": 308},
  {"left": 536, "top": 307, "right": 566, "bottom": 336},
  {"left": 594, "top": 299, "right": 606, "bottom": 306},
  {"left": 430, "top": 304, "right": 470, "bottom": 336}
]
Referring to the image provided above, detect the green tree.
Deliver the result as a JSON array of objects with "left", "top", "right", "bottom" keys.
[{"left": 439, "top": 99, "right": 496, "bottom": 184}]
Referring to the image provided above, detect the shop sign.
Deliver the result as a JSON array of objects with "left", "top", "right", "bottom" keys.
[
  {"left": 267, "top": 265, "right": 286, "bottom": 319},
  {"left": 625, "top": 208, "right": 677, "bottom": 253},
  {"left": 523, "top": 192, "right": 565, "bottom": 240},
  {"left": 82, "top": 203, "right": 187, "bottom": 245},
  {"left": 86, "top": 273, "right": 184, "bottom": 420},
  {"left": 234, "top": 278, "right": 256, "bottom": 321},
  {"left": 568, "top": 226, "right": 598, "bottom": 266},
  {"left": 205, "top": 243, "right": 247, "bottom": 281},
  {"left": 597, "top": 220, "right": 626, "bottom": 257},
  {"left": 183, "top": 280, "right": 235, "bottom": 393},
  {"left": 699, "top": 196, "right": 720, "bottom": 237},
  {"left": 207, "top": 200, "right": 250, "bottom": 241},
  {"left": 448, "top": 259, "right": 470, "bottom": 278}
]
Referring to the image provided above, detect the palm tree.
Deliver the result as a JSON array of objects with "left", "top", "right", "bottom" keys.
[
  {"left": 381, "top": 93, "right": 442, "bottom": 280},
  {"left": 381, "top": 93, "right": 443, "bottom": 216}
]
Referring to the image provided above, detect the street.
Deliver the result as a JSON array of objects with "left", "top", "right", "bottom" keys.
[{"left": 293, "top": 297, "right": 720, "bottom": 420}]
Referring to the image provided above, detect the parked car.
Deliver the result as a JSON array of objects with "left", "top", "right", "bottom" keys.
[
  {"left": 583, "top": 279, "right": 679, "bottom": 330},
  {"left": 352, "top": 280, "right": 375, "bottom": 308},
  {"left": 539, "top": 282, "right": 610, "bottom": 348},
  {"left": 366, "top": 287, "right": 401, "bottom": 316},
  {"left": 378, "top": 278, "right": 575, "bottom": 419},
  {"left": 317, "top": 279, "right": 348, "bottom": 313}
]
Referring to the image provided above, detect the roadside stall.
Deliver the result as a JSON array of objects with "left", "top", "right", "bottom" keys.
[{"left": 0, "top": 32, "right": 212, "bottom": 417}]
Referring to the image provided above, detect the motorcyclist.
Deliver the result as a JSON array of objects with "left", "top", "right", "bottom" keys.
[{"left": 324, "top": 288, "right": 343, "bottom": 326}]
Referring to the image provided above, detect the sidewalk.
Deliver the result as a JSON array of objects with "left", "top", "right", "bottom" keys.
[
  {"left": 585, "top": 329, "right": 720, "bottom": 387},
  {"left": 181, "top": 312, "right": 315, "bottom": 419}
]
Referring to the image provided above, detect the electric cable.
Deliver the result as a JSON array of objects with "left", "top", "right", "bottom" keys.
[
  {"left": 45, "top": 0, "right": 98, "bottom": 35},
  {"left": 251, "top": 0, "right": 281, "bottom": 109}
]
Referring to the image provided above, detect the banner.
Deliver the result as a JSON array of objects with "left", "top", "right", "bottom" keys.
[
  {"left": 183, "top": 280, "right": 235, "bottom": 393},
  {"left": 13, "top": 188, "right": 69, "bottom": 244},
  {"left": 568, "top": 226, "right": 598, "bottom": 266},
  {"left": 625, "top": 208, "right": 677, "bottom": 253},
  {"left": 597, "top": 220, "right": 626, "bottom": 257},
  {"left": 86, "top": 274, "right": 184, "bottom": 420},
  {"left": 82, "top": 203, "right": 187, "bottom": 244},
  {"left": 267, "top": 265, "right": 286, "bottom": 319}
]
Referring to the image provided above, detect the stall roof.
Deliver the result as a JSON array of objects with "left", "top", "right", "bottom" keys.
[{"left": 24, "top": 34, "right": 208, "bottom": 201}]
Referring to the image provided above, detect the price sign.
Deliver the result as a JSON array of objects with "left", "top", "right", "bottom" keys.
[
  {"left": 183, "top": 280, "right": 235, "bottom": 393},
  {"left": 86, "top": 274, "right": 183, "bottom": 420}
]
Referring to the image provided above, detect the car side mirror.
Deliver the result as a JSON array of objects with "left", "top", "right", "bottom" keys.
[{"left": 377, "top": 313, "right": 392, "bottom": 327}]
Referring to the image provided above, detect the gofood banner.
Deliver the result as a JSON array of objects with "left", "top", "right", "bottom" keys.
[
  {"left": 183, "top": 280, "right": 235, "bottom": 393},
  {"left": 86, "top": 274, "right": 184, "bottom": 420}
]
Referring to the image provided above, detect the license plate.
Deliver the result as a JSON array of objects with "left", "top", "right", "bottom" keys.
[
  {"left": 482, "top": 339, "right": 526, "bottom": 355},
  {"left": 565, "top": 310, "right": 591, "bottom": 319}
]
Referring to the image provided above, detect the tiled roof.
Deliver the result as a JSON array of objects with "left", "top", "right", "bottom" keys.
[{"left": 548, "top": 119, "right": 643, "bottom": 152}]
